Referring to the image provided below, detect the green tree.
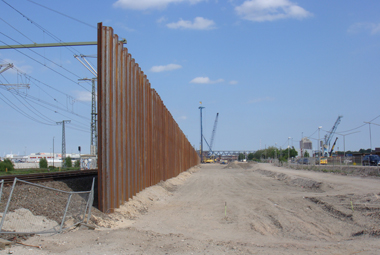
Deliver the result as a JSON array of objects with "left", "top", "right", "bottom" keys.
[
  {"left": 359, "top": 148, "right": 371, "bottom": 154},
  {"left": 74, "top": 160, "right": 80, "bottom": 168},
  {"left": 39, "top": 158, "right": 48, "bottom": 168},
  {"left": 0, "top": 159, "right": 14, "bottom": 172},
  {"left": 64, "top": 156, "right": 72, "bottom": 168},
  {"left": 282, "top": 146, "right": 298, "bottom": 160},
  {"left": 238, "top": 153, "right": 245, "bottom": 161},
  {"left": 304, "top": 151, "right": 310, "bottom": 158},
  {"left": 247, "top": 153, "right": 254, "bottom": 161},
  {"left": 251, "top": 146, "right": 279, "bottom": 161}
]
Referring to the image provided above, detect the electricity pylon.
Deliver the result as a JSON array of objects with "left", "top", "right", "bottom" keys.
[{"left": 57, "top": 120, "right": 71, "bottom": 166}]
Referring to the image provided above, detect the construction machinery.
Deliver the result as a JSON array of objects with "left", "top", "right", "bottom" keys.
[
  {"left": 203, "top": 113, "right": 219, "bottom": 163},
  {"left": 317, "top": 116, "right": 342, "bottom": 165},
  {"left": 322, "top": 116, "right": 342, "bottom": 157},
  {"left": 329, "top": 137, "right": 338, "bottom": 156}
]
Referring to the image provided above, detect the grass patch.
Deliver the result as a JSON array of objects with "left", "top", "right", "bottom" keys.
[{"left": 0, "top": 167, "right": 80, "bottom": 176}]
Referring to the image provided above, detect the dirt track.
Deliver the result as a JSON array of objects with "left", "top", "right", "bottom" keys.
[{"left": 3, "top": 162, "right": 380, "bottom": 254}]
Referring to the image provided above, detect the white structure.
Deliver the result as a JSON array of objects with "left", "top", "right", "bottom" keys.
[{"left": 5, "top": 152, "right": 85, "bottom": 169}]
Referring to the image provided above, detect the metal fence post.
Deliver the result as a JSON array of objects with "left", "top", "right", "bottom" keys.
[
  {"left": 0, "top": 180, "right": 4, "bottom": 204},
  {"left": 0, "top": 178, "right": 17, "bottom": 232},
  {"left": 60, "top": 193, "right": 73, "bottom": 233},
  {"left": 86, "top": 177, "right": 95, "bottom": 224}
]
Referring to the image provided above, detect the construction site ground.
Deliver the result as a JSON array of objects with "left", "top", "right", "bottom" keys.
[{"left": 1, "top": 162, "right": 380, "bottom": 254}]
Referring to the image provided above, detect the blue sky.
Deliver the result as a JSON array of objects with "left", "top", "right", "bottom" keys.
[{"left": 0, "top": 0, "right": 379, "bottom": 155}]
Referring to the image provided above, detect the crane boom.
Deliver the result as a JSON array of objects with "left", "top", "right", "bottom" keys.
[
  {"left": 209, "top": 113, "right": 219, "bottom": 153},
  {"left": 329, "top": 137, "right": 338, "bottom": 156},
  {"left": 323, "top": 115, "right": 343, "bottom": 157}
]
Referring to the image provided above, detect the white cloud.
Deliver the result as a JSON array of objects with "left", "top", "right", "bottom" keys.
[
  {"left": 248, "top": 97, "right": 274, "bottom": 104},
  {"left": 74, "top": 91, "right": 92, "bottom": 102},
  {"left": 235, "top": 0, "right": 312, "bottom": 22},
  {"left": 150, "top": 64, "right": 182, "bottom": 72},
  {"left": 229, "top": 80, "right": 238, "bottom": 85},
  {"left": 157, "top": 16, "right": 167, "bottom": 23},
  {"left": 348, "top": 22, "right": 380, "bottom": 35},
  {"left": 113, "top": 0, "right": 204, "bottom": 10},
  {"left": 190, "top": 77, "right": 224, "bottom": 84},
  {"left": 167, "top": 17, "right": 216, "bottom": 30},
  {"left": 179, "top": 116, "right": 187, "bottom": 120},
  {"left": 117, "top": 22, "right": 135, "bottom": 32}
]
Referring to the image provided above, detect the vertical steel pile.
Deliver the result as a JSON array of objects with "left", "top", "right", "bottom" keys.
[{"left": 97, "top": 23, "right": 200, "bottom": 213}]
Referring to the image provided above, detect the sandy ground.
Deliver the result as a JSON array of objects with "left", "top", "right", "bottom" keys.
[{"left": 2, "top": 162, "right": 380, "bottom": 254}]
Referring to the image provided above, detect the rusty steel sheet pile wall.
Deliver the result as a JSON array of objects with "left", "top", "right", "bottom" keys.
[{"left": 97, "top": 23, "right": 200, "bottom": 213}]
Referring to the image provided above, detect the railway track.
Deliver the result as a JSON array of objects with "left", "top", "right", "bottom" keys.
[{"left": 0, "top": 170, "right": 98, "bottom": 184}]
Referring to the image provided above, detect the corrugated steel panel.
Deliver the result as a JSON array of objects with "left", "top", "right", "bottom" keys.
[{"left": 97, "top": 23, "right": 200, "bottom": 213}]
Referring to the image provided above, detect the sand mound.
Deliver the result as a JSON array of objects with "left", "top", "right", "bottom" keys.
[
  {"left": 223, "top": 161, "right": 256, "bottom": 169},
  {"left": 0, "top": 208, "right": 58, "bottom": 233},
  {"left": 256, "top": 169, "right": 325, "bottom": 191},
  {"left": 91, "top": 166, "right": 200, "bottom": 229}
]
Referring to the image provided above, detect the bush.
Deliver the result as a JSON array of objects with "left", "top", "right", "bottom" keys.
[
  {"left": 74, "top": 160, "right": 80, "bottom": 168},
  {"left": 0, "top": 159, "right": 14, "bottom": 172},
  {"left": 64, "top": 156, "right": 72, "bottom": 168},
  {"left": 39, "top": 158, "right": 48, "bottom": 169}
]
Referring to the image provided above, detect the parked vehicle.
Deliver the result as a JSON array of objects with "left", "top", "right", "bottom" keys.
[
  {"left": 319, "top": 157, "right": 328, "bottom": 165},
  {"left": 362, "top": 155, "right": 380, "bottom": 166},
  {"left": 297, "top": 158, "right": 310, "bottom": 164},
  {"left": 315, "top": 157, "right": 327, "bottom": 165},
  {"left": 343, "top": 158, "right": 352, "bottom": 164}
]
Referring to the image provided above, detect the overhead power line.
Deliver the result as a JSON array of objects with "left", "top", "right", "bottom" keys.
[
  {"left": 0, "top": 17, "right": 35, "bottom": 44},
  {"left": 0, "top": 35, "right": 90, "bottom": 92},
  {"left": 1, "top": 0, "right": 85, "bottom": 56},
  {"left": 26, "top": 0, "right": 97, "bottom": 29},
  {"left": 0, "top": 90, "right": 55, "bottom": 125},
  {"left": 0, "top": 59, "right": 89, "bottom": 107}
]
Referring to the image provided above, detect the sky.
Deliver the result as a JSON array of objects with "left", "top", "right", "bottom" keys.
[{"left": 0, "top": 0, "right": 379, "bottom": 156}]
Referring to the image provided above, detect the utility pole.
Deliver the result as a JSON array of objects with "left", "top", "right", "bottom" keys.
[
  {"left": 364, "top": 122, "right": 373, "bottom": 153},
  {"left": 79, "top": 77, "right": 97, "bottom": 155},
  {"left": 318, "top": 126, "right": 322, "bottom": 162},
  {"left": 57, "top": 120, "right": 71, "bottom": 166},
  {"left": 275, "top": 143, "right": 277, "bottom": 161},
  {"left": 199, "top": 103, "right": 205, "bottom": 163},
  {"left": 53, "top": 136, "right": 55, "bottom": 168},
  {"left": 301, "top": 132, "right": 303, "bottom": 157},
  {"left": 90, "top": 78, "right": 97, "bottom": 156}
]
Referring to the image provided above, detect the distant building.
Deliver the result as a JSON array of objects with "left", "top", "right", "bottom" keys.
[
  {"left": 300, "top": 137, "right": 312, "bottom": 150},
  {"left": 300, "top": 137, "right": 313, "bottom": 157}
]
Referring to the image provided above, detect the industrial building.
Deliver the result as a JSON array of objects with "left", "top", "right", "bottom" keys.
[{"left": 300, "top": 137, "right": 313, "bottom": 157}]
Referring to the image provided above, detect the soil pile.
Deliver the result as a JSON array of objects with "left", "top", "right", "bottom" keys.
[{"left": 223, "top": 161, "right": 256, "bottom": 169}]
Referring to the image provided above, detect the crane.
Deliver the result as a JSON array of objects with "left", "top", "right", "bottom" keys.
[
  {"left": 203, "top": 113, "right": 219, "bottom": 163},
  {"left": 329, "top": 137, "right": 338, "bottom": 156},
  {"left": 209, "top": 113, "right": 219, "bottom": 155},
  {"left": 323, "top": 116, "right": 343, "bottom": 157}
]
